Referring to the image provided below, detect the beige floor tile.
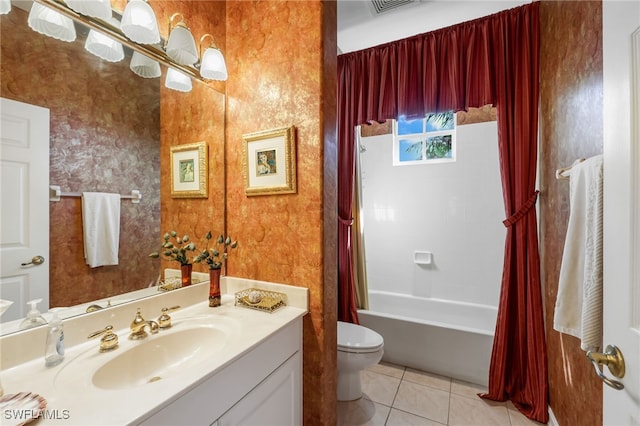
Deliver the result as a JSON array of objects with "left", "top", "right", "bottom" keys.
[
  {"left": 506, "top": 402, "right": 547, "bottom": 426},
  {"left": 448, "top": 393, "right": 509, "bottom": 426},
  {"left": 450, "top": 379, "right": 487, "bottom": 399},
  {"left": 386, "top": 408, "right": 446, "bottom": 426},
  {"left": 367, "top": 361, "right": 406, "bottom": 379},
  {"left": 361, "top": 370, "right": 402, "bottom": 406},
  {"left": 337, "top": 397, "right": 390, "bottom": 426},
  {"left": 392, "top": 380, "right": 450, "bottom": 424},
  {"left": 403, "top": 368, "right": 452, "bottom": 392}
]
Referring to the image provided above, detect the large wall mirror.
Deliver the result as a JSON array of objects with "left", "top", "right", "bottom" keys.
[{"left": 0, "top": 0, "right": 226, "bottom": 334}]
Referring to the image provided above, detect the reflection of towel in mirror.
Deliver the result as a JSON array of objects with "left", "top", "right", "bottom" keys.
[
  {"left": 82, "top": 192, "right": 120, "bottom": 268},
  {"left": 553, "top": 155, "right": 603, "bottom": 352}
]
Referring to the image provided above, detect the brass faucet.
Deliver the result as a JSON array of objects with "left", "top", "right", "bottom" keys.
[
  {"left": 129, "top": 308, "right": 159, "bottom": 340},
  {"left": 85, "top": 300, "right": 112, "bottom": 313},
  {"left": 88, "top": 325, "right": 119, "bottom": 352}
]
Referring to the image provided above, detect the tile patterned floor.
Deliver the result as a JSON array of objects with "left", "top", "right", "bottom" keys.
[{"left": 337, "top": 362, "right": 547, "bottom": 426}]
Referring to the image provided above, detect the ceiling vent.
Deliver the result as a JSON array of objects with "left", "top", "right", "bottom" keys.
[{"left": 370, "top": 0, "right": 415, "bottom": 14}]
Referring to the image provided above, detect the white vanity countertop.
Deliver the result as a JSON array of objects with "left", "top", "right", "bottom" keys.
[{"left": 0, "top": 278, "right": 308, "bottom": 425}]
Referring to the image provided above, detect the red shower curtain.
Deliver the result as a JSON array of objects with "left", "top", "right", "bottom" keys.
[{"left": 337, "top": 3, "right": 548, "bottom": 422}]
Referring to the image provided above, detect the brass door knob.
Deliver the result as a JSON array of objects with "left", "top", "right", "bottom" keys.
[
  {"left": 586, "top": 345, "right": 625, "bottom": 390},
  {"left": 21, "top": 255, "right": 45, "bottom": 266}
]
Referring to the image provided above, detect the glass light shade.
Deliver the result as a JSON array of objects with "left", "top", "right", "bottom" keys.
[
  {"left": 165, "top": 68, "right": 192, "bottom": 92},
  {"left": 166, "top": 25, "right": 198, "bottom": 66},
  {"left": 121, "top": 0, "right": 160, "bottom": 44},
  {"left": 85, "top": 18, "right": 125, "bottom": 62},
  {"left": 65, "top": 0, "right": 112, "bottom": 20},
  {"left": 200, "top": 47, "right": 228, "bottom": 81},
  {"left": 0, "top": 0, "right": 11, "bottom": 15},
  {"left": 28, "top": 2, "right": 77, "bottom": 42},
  {"left": 130, "top": 51, "right": 161, "bottom": 78}
]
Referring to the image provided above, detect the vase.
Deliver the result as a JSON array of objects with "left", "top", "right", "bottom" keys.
[
  {"left": 209, "top": 268, "right": 222, "bottom": 307},
  {"left": 180, "top": 264, "right": 192, "bottom": 287}
]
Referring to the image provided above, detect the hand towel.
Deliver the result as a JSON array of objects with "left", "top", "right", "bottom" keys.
[
  {"left": 553, "top": 155, "right": 603, "bottom": 352},
  {"left": 82, "top": 192, "right": 121, "bottom": 268}
]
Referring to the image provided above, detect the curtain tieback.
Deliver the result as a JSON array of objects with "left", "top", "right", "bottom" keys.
[
  {"left": 502, "top": 190, "right": 540, "bottom": 227},
  {"left": 339, "top": 216, "right": 354, "bottom": 227}
]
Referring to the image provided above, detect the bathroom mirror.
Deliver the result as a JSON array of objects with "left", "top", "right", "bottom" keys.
[{"left": 0, "top": 1, "right": 225, "bottom": 333}]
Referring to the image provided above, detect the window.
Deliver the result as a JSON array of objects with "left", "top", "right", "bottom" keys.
[{"left": 393, "top": 111, "right": 456, "bottom": 166}]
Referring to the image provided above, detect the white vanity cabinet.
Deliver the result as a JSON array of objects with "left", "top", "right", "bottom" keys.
[
  {"left": 137, "top": 319, "right": 303, "bottom": 426},
  {"left": 216, "top": 351, "right": 301, "bottom": 425}
]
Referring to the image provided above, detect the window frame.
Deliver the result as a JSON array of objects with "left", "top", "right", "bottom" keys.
[{"left": 392, "top": 112, "right": 457, "bottom": 166}]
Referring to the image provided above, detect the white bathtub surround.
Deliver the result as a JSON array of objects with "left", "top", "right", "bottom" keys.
[
  {"left": 359, "top": 121, "right": 504, "bottom": 307},
  {"left": 359, "top": 290, "right": 497, "bottom": 386},
  {"left": 0, "top": 277, "right": 308, "bottom": 425}
]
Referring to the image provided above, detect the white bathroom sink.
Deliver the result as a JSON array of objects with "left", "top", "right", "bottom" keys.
[{"left": 91, "top": 326, "right": 227, "bottom": 390}]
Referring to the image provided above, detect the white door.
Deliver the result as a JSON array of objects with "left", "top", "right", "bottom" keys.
[
  {"left": 0, "top": 98, "right": 50, "bottom": 324},
  {"left": 602, "top": 2, "right": 640, "bottom": 424}
]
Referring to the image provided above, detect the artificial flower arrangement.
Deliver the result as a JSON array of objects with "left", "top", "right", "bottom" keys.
[
  {"left": 149, "top": 231, "right": 197, "bottom": 265},
  {"left": 194, "top": 231, "right": 238, "bottom": 270}
]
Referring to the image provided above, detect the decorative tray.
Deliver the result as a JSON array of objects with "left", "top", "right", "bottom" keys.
[
  {"left": 157, "top": 276, "right": 204, "bottom": 292},
  {"left": 0, "top": 392, "right": 47, "bottom": 425},
  {"left": 157, "top": 277, "right": 182, "bottom": 292},
  {"left": 235, "top": 288, "right": 287, "bottom": 313}
]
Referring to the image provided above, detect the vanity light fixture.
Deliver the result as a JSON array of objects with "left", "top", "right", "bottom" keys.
[
  {"left": 165, "top": 13, "right": 198, "bottom": 66},
  {"left": 65, "top": 0, "right": 111, "bottom": 20},
  {"left": 165, "top": 68, "right": 192, "bottom": 92},
  {"left": 27, "top": 0, "right": 225, "bottom": 87},
  {"left": 121, "top": 0, "right": 160, "bottom": 44},
  {"left": 28, "top": 2, "right": 76, "bottom": 42},
  {"left": 85, "top": 17, "right": 125, "bottom": 62},
  {"left": 130, "top": 51, "right": 162, "bottom": 78},
  {"left": 0, "top": 0, "right": 11, "bottom": 15},
  {"left": 199, "top": 34, "right": 228, "bottom": 81}
]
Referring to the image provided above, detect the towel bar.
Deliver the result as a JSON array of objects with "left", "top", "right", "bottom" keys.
[{"left": 49, "top": 185, "right": 142, "bottom": 203}]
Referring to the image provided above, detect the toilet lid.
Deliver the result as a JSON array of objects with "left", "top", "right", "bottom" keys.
[{"left": 337, "top": 321, "right": 384, "bottom": 353}]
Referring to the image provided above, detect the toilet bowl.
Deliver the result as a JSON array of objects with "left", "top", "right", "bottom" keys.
[{"left": 337, "top": 321, "right": 384, "bottom": 401}]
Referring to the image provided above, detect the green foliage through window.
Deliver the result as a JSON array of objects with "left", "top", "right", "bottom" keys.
[{"left": 394, "top": 112, "right": 456, "bottom": 165}]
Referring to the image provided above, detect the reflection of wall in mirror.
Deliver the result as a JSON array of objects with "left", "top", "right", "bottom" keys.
[
  {"left": 0, "top": 8, "right": 161, "bottom": 308},
  {"left": 156, "top": 1, "right": 227, "bottom": 280}
]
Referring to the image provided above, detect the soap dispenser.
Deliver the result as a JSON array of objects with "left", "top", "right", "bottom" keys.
[
  {"left": 18, "top": 298, "right": 47, "bottom": 330},
  {"left": 45, "top": 309, "right": 65, "bottom": 367}
]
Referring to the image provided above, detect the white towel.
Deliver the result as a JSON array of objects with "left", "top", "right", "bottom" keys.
[
  {"left": 82, "top": 192, "right": 121, "bottom": 268},
  {"left": 553, "top": 155, "right": 603, "bottom": 352}
]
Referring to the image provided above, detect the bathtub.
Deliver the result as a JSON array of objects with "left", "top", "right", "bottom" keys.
[{"left": 357, "top": 290, "right": 498, "bottom": 386}]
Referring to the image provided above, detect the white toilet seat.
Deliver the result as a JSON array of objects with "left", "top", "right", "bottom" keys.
[{"left": 337, "top": 321, "right": 384, "bottom": 354}]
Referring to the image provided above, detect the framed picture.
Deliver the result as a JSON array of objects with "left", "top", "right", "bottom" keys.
[
  {"left": 170, "top": 141, "right": 208, "bottom": 198},
  {"left": 243, "top": 126, "right": 296, "bottom": 196}
]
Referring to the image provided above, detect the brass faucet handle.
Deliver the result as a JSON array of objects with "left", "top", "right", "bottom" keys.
[
  {"left": 87, "top": 325, "right": 119, "bottom": 352},
  {"left": 130, "top": 308, "right": 146, "bottom": 329},
  {"left": 158, "top": 305, "right": 181, "bottom": 329}
]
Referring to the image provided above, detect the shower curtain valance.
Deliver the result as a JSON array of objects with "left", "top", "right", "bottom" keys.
[{"left": 337, "top": 2, "right": 547, "bottom": 423}]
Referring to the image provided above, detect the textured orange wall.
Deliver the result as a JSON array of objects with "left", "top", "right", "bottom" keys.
[
  {"left": 539, "top": 2, "right": 603, "bottom": 425},
  {"left": 1, "top": 8, "right": 161, "bottom": 307},
  {"left": 225, "top": 1, "right": 337, "bottom": 424},
  {"left": 153, "top": 1, "right": 227, "bottom": 277}
]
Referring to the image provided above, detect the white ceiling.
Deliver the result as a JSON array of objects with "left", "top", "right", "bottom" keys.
[{"left": 337, "top": 0, "right": 530, "bottom": 54}]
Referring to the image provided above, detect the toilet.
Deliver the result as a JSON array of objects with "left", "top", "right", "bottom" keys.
[{"left": 337, "top": 321, "right": 384, "bottom": 401}]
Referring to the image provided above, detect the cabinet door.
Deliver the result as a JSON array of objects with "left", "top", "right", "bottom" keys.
[{"left": 217, "top": 352, "right": 301, "bottom": 426}]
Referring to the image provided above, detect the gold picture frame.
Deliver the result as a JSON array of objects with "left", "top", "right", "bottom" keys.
[
  {"left": 243, "top": 126, "right": 296, "bottom": 196},
  {"left": 170, "top": 141, "right": 208, "bottom": 198}
]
